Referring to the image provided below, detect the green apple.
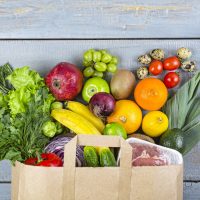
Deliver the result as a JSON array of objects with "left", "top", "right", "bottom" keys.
[
  {"left": 103, "top": 122, "right": 127, "bottom": 139},
  {"left": 82, "top": 77, "right": 110, "bottom": 102}
]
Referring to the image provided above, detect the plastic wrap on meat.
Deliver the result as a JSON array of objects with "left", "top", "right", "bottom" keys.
[
  {"left": 130, "top": 143, "right": 168, "bottom": 166},
  {"left": 117, "top": 138, "right": 183, "bottom": 167}
]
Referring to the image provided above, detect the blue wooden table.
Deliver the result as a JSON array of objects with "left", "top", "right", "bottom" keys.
[{"left": 0, "top": 1, "right": 200, "bottom": 200}]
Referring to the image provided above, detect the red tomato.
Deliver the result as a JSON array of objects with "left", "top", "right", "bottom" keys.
[
  {"left": 163, "top": 56, "right": 181, "bottom": 71},
  {"left": 163, "top": 72, "right": 180, "bottom": 88},
  {"left": 149, "top": 60, "right": 163, "bottom": 75}
]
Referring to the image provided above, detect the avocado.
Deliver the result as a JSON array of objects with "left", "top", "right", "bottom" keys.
[{"left": 159, "top": 128, "right": 185, "bottom": 154}]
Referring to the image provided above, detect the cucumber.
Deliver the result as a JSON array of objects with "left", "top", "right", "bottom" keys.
[
  {"left": 99, "top": 147, "right": 117, "bottom": 167},
  {"left": 84, "top": 146, "right": 99, "bottom": 167}
]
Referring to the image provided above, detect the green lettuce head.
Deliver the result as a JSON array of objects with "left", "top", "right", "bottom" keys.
[
  {"left": 6, "top": 66, "right": 44, "bottom": 90},
  {"left": 8, "top": 87, "right": 32, "bottom": 115}
]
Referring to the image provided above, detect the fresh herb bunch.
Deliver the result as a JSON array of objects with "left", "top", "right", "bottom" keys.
[
  {"left": 0, "top": 88, "right": 52, "bottom": 163},
  {"left": 0, "top": 64, "right": 55, "bottom": 164}
]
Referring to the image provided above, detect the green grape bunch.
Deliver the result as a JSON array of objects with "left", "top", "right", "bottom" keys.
[{"left": 82, "top": 49, "right": 118, "bottom": 78}]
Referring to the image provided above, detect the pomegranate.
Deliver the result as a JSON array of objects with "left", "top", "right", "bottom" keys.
[{"left": 45, "top": 62, "right": 83, "bottom": 101}]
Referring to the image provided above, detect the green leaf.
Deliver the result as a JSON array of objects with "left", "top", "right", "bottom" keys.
[
  {"left": 182, "top": 123, "right": 200, "bottom": 155},
  {"left": 4, "top": 149, "right": 23, "bottom": 163},
  {"left": 6, "top": 66, "right": 44, "bottom": 90},
  {"left": 7, "top": 87, "right": 32, "bottom": 115},
  {"left": 182, "top": 98, "right": 200, "bottom": 132},
  {"left": 0, "top": 93, "right": 7, "bottom": 108},
  {"left": 0, "top": 63, "right": 14, "bottom": 94}
]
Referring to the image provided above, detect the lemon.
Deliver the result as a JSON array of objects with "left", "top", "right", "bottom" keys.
[{"left": 142, "top": 111, "right": 168, "bottom": 137}]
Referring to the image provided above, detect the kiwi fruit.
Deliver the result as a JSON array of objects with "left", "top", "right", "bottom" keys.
[
  {"left": 128, "top": 133, "right": 155, "bottom": 144},
  {"left": 110, "top": 69, "right": 136, "bottom": 100}
]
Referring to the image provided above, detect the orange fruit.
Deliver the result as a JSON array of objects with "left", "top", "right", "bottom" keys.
[
  {"left": 107, "top": 100, "right": 142, "bottom": 134},
  {"left": 134, "top": 78, "right": 168, "bottom": 111}
]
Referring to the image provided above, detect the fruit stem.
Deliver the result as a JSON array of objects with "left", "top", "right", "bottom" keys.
[
  {"left": 157, "top": 117, "right": 163, "bottom": 123},
  {"left": 119, "top": 116, "right": 127, "bottom": 123}
]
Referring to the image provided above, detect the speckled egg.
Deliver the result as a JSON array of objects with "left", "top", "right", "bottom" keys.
[
  {"left": 150, "top": 49, "right": 165, "bottom": 60},
  {"left": 177, "top": 47, "right": 192, "bottom": 60},
  {"left": 136, "top": 66, "right": 148, "bottom": 79},
  {"left": 138, "top": 54, "right": 152, "bottom": 65},
  {"left": 181, "top": 60, "right": 196, "bottom": 72}
]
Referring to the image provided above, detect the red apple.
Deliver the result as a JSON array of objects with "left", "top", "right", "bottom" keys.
[{"left": 45, "top": 62, "right": 83, "bottom": 101}]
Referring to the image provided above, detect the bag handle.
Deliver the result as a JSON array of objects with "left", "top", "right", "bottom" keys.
[{"left": 62, "top": 135, "right": 132, "bottom": 200}]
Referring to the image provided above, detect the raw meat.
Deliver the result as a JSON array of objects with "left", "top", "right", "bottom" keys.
[{"left": 130, "top": 143, "right": 168, "bottom": 166}]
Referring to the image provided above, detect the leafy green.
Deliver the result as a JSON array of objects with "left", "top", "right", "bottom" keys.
[
  {"left": 162, "top": 72, "right": 200, "bottom": 155},
  {"left": 0, "top": 63, "right": 14, "bottom": 94},
  {"left": 6, "top": 66, "right": 46, "bottom": 116},
  {"left": 7, "top": 87, "right": 32, "bottom": 115},
  {"left": 0, "top": 93, "right": 7, "bottom": 108},
  {"left": 0, "top": 107, "right": 22, "bottom": 162},
  {"left": 182, "top": 98, "right": 200, "bottom": 132},
  {"left": 6, "top": 66, "right": 44, "bottom": 90},
  {"left": 180, "top": 97, "right": 200, "bottom": 155},
  {"left": 0, "top": 87, "right": 54, "bottom": 164},
  {"left": 0, "top": 64, "right": 55, "bottom": 164}
]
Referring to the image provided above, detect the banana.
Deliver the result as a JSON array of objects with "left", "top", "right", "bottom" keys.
[
  {"left": 51, "top": 109, "right": 101, "bottom": 135},
  {"left": 65, "top": 101, "right": 105, "bottom": 132}
]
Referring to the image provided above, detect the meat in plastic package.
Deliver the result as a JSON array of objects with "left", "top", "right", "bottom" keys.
[{"left": 118, "top": 138, "right": 183, "bottom": 167}]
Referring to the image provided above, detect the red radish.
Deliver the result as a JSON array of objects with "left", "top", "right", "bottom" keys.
[
  {"left": 45, "top": 62, "right": 83, "bottom": 101},
  {"left": 89, "top": 92, "right": 115, "bottom": 118}
]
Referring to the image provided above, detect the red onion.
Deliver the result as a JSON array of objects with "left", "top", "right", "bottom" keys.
[{"left": 89, "top": 92, "right": 115, "bottom": 117}]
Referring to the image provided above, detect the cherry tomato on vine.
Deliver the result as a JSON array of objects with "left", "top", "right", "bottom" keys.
[
  {"left": 149, "top": 60, "right": 163, "bottom": 75},
  {"left": 163, "top": 56, "right": 181, "bottom": 71},
  {"left": 163, "top": 72, "right": 180, "bottom": 88}
]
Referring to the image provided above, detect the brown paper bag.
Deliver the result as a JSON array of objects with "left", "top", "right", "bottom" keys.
[{"left": 11, "top": 135, "right": 183, "bottom": 200}]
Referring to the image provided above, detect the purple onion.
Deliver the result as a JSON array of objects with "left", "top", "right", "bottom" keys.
[
  {"left": 89, "top": 92, "right": 115, "bottom": 118},
  {"left": 45, "top": 135, "right": 84, "bottom": 167}
]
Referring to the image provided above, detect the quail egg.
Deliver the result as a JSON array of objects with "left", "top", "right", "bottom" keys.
[
  {"left": 138, "top": 54, "right": 152, "bottom": 65},
  {"left": 150, "top": 49, "right": 165, "bottom": 60},
  {"left": 181, "top": 60, "right": 196, "bottom": 72},
  {"left": 177, "top": 47, "right": 192, "bottom": 60},
  {"left": 136, "top": 66, "right": 148, "bottom": 79}
]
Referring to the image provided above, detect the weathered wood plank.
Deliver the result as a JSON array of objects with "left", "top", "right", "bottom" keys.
[
  {"left": 0, "top": 40, "right": 199, "bottom": 183},
  {"left": 184, "top": 142, "right": 200, "bottom": 181},
  {"left": 0, "top": 161, "right": 11, "bottom": 182},
  {"left": 0, "top": 0, "right": 199, "bottom": 38},
  {"left": 184, "top": 182, "right": 200, "bottom": 200},
  {"left": 0, "top": 184, "right": 10, "bottom": 200},
  {"left": 1, "top": 182, "right": 200, "bottom": 200}
]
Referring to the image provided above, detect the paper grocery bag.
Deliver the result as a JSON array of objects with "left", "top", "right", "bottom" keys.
[
  {"left": 12, "top": 161, "right": 64, "bottom": 200},
  {"left": 11, "top": 135, "right": 183, "bottom": 200},
  {"left": 131, "top": 165, "right": 183, "bottom": 200}
]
